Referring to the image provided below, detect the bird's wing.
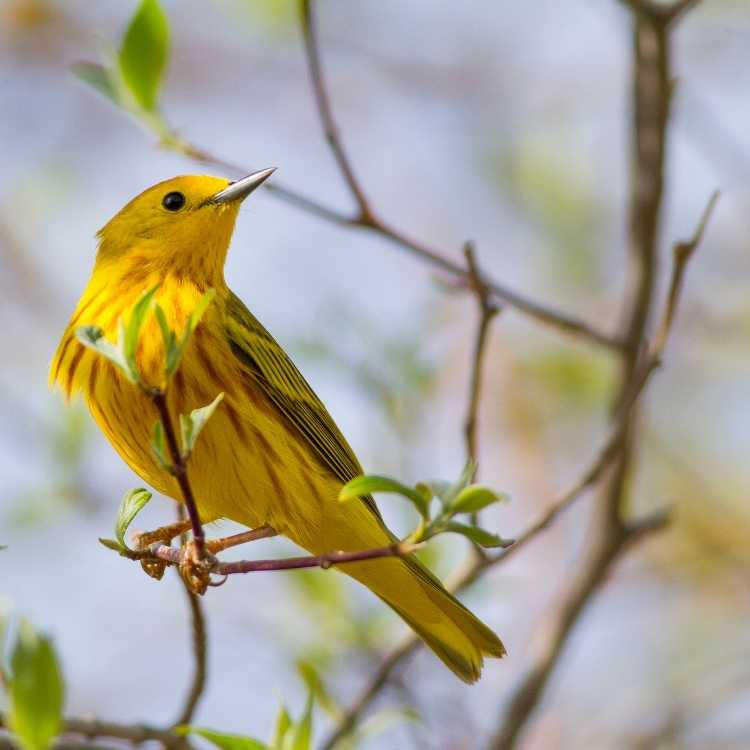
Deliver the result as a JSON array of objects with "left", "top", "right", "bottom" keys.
[{"left": 224, "top": 291, "right": 383, "bottom": 521}]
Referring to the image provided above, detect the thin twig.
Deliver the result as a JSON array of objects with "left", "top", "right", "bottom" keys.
[
  {"left": 299, "top": 0, "right": 374, "bottom": 223},
  {"left": 487, "top": 3, "right": 708, "bottom": 746},
  {"left": 173, "top": 583, "right": 208, "bottom": 727},
  {"left": 0, "top": 740, "right": 121, "bottom": 750},
  {"left": 145, "top": 540, "right": 419, "bottom": 575},
  {"left": 651, "top": 190, "right": 719, "bottom": 355},
  {"left": 172, "top": 504, "right": 209, "bottom": 729},
  {"left": 152, "top": 14, "right": 621, "bottom": 351},
  {"left": 151, "top": 391, "right": 206, "bottom": 557},
  {"left": 463, "top": 242, "right": 500, "bottom": 467},
  {"left": 0, "top": 712, "right": 185, "bottom": 748},
  {"left": 319, "top": 162, "right": 717, "bottom": 750}
]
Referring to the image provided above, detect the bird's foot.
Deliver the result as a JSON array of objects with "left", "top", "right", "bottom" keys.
[
  {"left": 178, "top": 540, "right": 218, "bottom": 595},
  {"left": 133, "top": 519, "right": 193, "bottom": 581}
]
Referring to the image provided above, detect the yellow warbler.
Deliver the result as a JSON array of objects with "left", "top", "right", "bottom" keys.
[{"left": 50, "top": 170, "right": 505, "bottom": 681}]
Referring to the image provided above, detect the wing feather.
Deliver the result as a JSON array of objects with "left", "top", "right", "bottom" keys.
[{"left": 224, "top": 292, "right": 382, "bottom": 521}]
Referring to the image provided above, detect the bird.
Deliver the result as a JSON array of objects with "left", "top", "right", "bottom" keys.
[{"left": 50, "top": 169, "right": 505, "bottom": 682}]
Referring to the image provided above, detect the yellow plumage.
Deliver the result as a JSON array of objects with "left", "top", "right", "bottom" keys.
[{"left": 50, "top": 173, "right": 505, "bottom": 682}]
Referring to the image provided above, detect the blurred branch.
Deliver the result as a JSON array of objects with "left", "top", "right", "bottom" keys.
[
  {"left": 320, "top": 346, "right": 648, "bottom": 749},
  {"left": 160, "top": 3, "right": 622, "bottom": 350},
  {"left": 322, "top": 4, "right": 716, "bottom": 740},
  {"left": 487, "top": 3, "right": 711, "bottom": 747},
  {"left": 173, "top": 507, "right": 208, "bottom": 728},
  {"left": 616, "top": 0, "right": 703, "bottom": 24},
  {"left": 0, "top": 713, "right": 188, "bottom": 748},
  {"left": 463, "top": 242, "right": 500, "bottom": 468},
  {"left": 294, "top": 0, "right": 619, "bottom": 349},
  {"left": 300, "top": 0, "right": 374, "bottom": 223},
  {"left": 0, "top": 740, "right": 121, "bottom": 750}
]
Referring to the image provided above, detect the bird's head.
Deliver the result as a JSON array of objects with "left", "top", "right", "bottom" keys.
[{"left": 94, "top": 168, "right": 275, "bottom": 283}]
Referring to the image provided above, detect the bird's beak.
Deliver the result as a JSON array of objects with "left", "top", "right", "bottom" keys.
[{"left": 209, "top": 167, "right": 276, "bottom": 205}]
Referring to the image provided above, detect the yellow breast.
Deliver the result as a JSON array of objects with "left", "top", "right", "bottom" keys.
[{"left": 51, "top": 273, "right": 330, "bottom": 535}]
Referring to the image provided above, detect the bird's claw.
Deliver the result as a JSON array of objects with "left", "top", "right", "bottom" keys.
[{"left": 178, "top": 540, "right": 218, "bottom": 595}]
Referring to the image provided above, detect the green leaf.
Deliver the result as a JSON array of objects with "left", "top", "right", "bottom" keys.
[
  {"left": 177, "top": 726, "right": 267, "bottom": 750},
  {"left": 75, "top": 325, "right": 129, "bottom": 377},
  {"left": 414, "top": 482, "right": 434, "bottom": 504},
  {"left": 115, "top": 488, "right": 152, "bottom": 548},
  {"left": 179, "top": 393, "right": 224, "bottom": 459},
  {"left": 166, "top": 289, "right": 216, "bottom": 376},
  {"left": 450, "top": 485, "right": 509, "bottom": 515},
  {"left": 98, "top": 538, "right": 123, "bottom": 552},
  {"left": 443, "top": 522, "right": 513, "bottom": 549},
  {"left": 282, "top": 691, "right": 313, "bottom": 750},
  {"left": 123, "top": 285, "right": 160, "bottom": 379},
  {"left": 339, "top": 475, "right": 429, "bottom": 518},
  {"left": 151, "top": 420, "right": 171, "bottom": 471},
  {"left": 439, "top": 461, "right": 476, "bottom": 507},
  {"left": 271, "top": 705, "right": 292, "bottom": 750},
  {"left": 0, "top": 613, "right": 9, "bottom": 681},
  {"left": 71, "top": 62, "right": 119, "bottom": 104},
  {"left": 296, "top": 661, "right": 339, "bottom": 720},
  {"left": 8, "top": 620, "right": 64, "bottom": 750},
  {"left": 353, "top": 706, "right": 420, "bottom": 746},
  {"left": 119, "top": 0, "right": 169, "bottom": 111},
  {"left": 154, "top": 302, "right": 177, "bottom": 372}
]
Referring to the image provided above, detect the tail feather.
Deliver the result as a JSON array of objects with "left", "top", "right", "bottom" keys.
[
  {"left": 344, "top": 554, "right": 505, "bottom": 683},
  {"left": 262, "top": 485, "right": 505, "bottom": 681}
]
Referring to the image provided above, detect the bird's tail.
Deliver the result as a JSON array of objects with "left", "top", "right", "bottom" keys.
[
  {"left": 342, "top": 552, "right": 505, "bottom": 682},
  {"left": 259, "top": 481, "right": 505, "bottom": 682}
]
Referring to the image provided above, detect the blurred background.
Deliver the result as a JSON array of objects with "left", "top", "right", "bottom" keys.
[{"left": 1, "top": 0, "right": 749, "bottom": 747}]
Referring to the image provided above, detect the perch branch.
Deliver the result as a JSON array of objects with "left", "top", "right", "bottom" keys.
[
  {"left": 141, "top": 540, "right": 419, "bottom": 576},
  {"left": 151, "top": 391, "right": 206, "bottom": 559}
]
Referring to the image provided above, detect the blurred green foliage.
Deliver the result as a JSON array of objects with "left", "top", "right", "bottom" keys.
[
  {"left": 493, "top": 134, "right": 607, "bottom": 290},
  {"left": 9, "top": 406, "right": 90, "bottom": 526},
  {"left": 295, "top": 299, "right": 440, "bottom": 464},
  {"left": 119, "top": 0, "right": 168, "bottom": 111},
  {"left": 519, "top": 345, "right": 615, "bottom": 411},
  {"left": 1, "top": 616, "right": 64, "bottom": 750}
]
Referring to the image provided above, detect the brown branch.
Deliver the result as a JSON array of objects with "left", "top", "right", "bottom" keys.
[
  {"left": 463, "top": 242, "right": 500, "bottom": 467},
  {"left": 616, "top": 0, "right": 704, "bottom": 24},
  {"left": 0, "top": 713, "right": 186, "bottom": 748},
  {"left": 320, "top": 393, "right": 624, "bottom": 750},
  {"left": 123, "top": 523, "right": 415, "bottom": 578},
  {"left": 152, "top": 392, "right": 206, "bottom": 558},
  {"left": 320, "top": 119, "right": 717, "bottom": 750},
  {"left": 0, "top": 739, "right": 121, "bottom": 750},
  {"left": 173, "top": 585, "right": 207, "bottom": 727},
  {"left": 487, "top": 3, "right": 711, "bottom": 747},
  {"left": 173, "top": 502, "right": 208, "bottom": 729},
  {"left": 151, "top": 20, "right": 621, "bottom": 351},
  {"left": 299, "top": 0, "right": 373, "bottom": 223},
  {"left": 651, "top": 190, "right": 719, "bottom": 355},
  {"left": 144, "top": 540, "right": 419, "bottom": 576}
]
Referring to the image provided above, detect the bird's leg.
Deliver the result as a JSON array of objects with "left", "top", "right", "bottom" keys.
[
  {"left": 133, "top": 519, "right": 194, "bottom": 549},
  {"left": 133, "top": 519, "right": 194, "bottom": 580},
  {"left": 205, "top": 526, "right": 278, "bottom": 554},
  {"left": 179, "top": 526, "right": 277, "bottom": 595}
]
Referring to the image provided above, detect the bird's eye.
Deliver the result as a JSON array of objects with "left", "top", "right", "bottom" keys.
[{"left": 162, "top": 191, "right": 186, "bottom": 211}]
